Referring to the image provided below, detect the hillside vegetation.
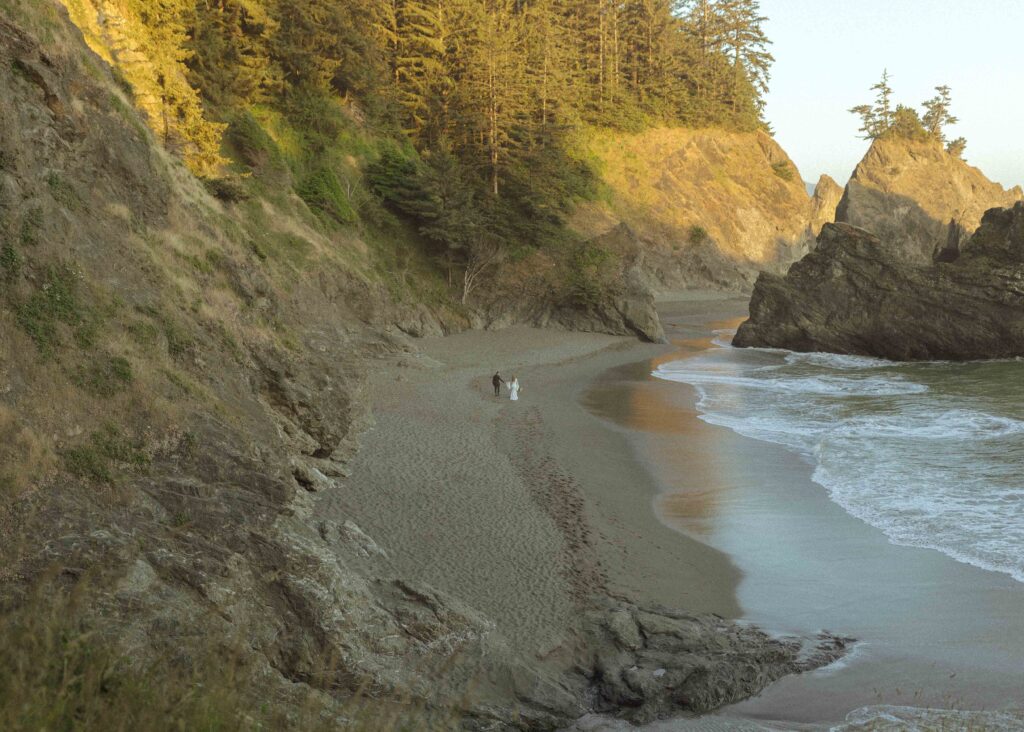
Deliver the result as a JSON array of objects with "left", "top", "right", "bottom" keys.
[{"left": 54, "top": 0, "right": 776, "bottom": 297}]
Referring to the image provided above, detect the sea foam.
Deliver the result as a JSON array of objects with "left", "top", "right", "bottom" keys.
[{"left": 654, "top": 344, "right": 1024, "bottom": 584}]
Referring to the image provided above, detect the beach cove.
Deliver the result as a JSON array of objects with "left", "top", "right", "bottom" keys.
[{"left": 315, "top": 295, "right": 1024, "bottom": 729}]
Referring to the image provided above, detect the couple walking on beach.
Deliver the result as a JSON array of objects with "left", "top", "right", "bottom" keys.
[{"left": 492, "top": 372, "right": 520, "bottom": 401}]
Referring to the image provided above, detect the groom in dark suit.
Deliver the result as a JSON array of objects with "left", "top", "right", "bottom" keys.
[{"left": 492, "top": 372, "right": 504, "bottom": 397}]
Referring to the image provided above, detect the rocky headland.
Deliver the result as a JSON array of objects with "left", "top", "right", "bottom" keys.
[
  {"left": 571, "top": 127, "right": 837, "bottom": 292},
  {"left": 835, "top": 136, "right": 1022, "bottom": 264}
]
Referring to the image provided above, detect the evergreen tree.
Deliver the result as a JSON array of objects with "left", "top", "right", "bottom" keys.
[
  {"left": 870, "top": 69, "right": 895, "bottom": 130},
  {"left": 717, "top": 0, "right": 773, "bottom": 123},
  {"left": 849, "top": 69, "right": 894, "bottom": 140},
  {"left": 921, "top": 85, "right": 958, "bottom": 143},
  {"left": 187, "top": 0, "right": 279, "bottom": 108}
]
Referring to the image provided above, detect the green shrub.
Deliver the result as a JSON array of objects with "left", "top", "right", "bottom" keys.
[
  {"left": 223, "top": 110, "right": 284, "bottom": 173},
  {"left": 771, "top": 160, "right": 794, "bottom": 181},
  {"left": 687, "top": 224, "right": 709, "bottom": 244},
  {"left": 20, "top": 206, "right": 43, "bottom": 246},
  {"left": 62, "top": 423, "right": 146, "bottom": 483},
  {"left": 15, "top": 264, "right": 84, "bottom": 357},
  {"left": 297, "top": 166, "right": 357, "bottom": 223},
  {"left": 564, "top": 240, "right": 617, "bottom": 308},
  {"left": 45, "top": 171, "right": 81, "bottom": 210},
  {"left": 203, "top": 175, "right": 251, "bottom": 203},
  {"left": 1, "top": 242, "right": 22, "bottom": 280}
]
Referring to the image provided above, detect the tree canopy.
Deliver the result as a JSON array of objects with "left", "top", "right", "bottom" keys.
[{"left": 849, "top": 72, "right": 965, "bottom": 155}]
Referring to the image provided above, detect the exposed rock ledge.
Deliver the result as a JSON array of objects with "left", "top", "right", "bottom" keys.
[{"left": 734, "top": 203, "right": 1024, "bottom": 360}]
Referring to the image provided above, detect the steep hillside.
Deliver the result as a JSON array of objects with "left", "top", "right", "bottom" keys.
[
  {"left": 572, "top": 127, "right": 817, "bottom": 291},
  {"left": 835, "top": 136, "right": 1023, "bottom": 263}
]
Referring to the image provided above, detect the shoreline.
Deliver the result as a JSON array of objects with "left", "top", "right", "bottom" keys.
[
  {"left": 617, "top": 308, "right": 1024, "bottom": 729},
  {"left": 313, "top": 295, "right": 857, "bottom": 726}
]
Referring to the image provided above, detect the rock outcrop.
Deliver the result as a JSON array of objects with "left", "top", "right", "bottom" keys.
[
  {"left": 734, "top": 204, "right": 1024, "bottom": 360},
  {"left": 572, "top": 127, "right": 822, "bottom": 291},
  {"left": 834, "top": 136, "right": 1022, "bottom": 264},
  {"left": 807, "top": 173, "right": 843, "bottom": 238}
]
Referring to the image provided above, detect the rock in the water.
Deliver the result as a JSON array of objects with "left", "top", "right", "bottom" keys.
[
  {"left": 834, "top": 136, "right": 1022, "bottom": 264},
  {"left": 734, "top": 204, "right": 1024, "bottom": 360}
]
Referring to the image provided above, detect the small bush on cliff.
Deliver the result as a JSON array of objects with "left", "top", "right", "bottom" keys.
[
  {"left": 688, "top": 225, "right": 709, "bottom": 244},
  {"left": 15, "top": 264, "right": 86, "bottom": 357},
  {"left": 771, "top": 161, "right": 794, "bottom": 181}
]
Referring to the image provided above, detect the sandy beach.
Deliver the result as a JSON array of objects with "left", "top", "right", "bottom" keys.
[
  {"left": 316, "top": 295, "right": 751, "bottom": 668},
  {"left": 316, "top": 293, "right": 1024, "bottom": 729}
]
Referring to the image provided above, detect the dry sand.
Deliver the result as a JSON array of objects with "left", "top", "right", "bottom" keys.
[{"left": 316, "top": 297, "right": 749, "bottom": 661}]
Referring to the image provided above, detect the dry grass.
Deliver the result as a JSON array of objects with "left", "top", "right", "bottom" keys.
[
  {"left": 0, "top": 405, "right": 53, "bottom": 500},
  {"left": 0, "top": 572, "right": 468, "bottom": 732},
  {"left": 0, "top": 565, "right": 471, "bottom": 732}
]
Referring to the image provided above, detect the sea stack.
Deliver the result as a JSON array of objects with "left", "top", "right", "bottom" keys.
[
  {"left": 734, "top": 203, "right": 1024, "bottom": 360},
  {"left": 835, "top": 136, "right": 1022, "bottom": 263}
]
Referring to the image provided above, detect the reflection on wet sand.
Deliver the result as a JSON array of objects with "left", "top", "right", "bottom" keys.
[{"left": 580, "top": 317, "right": 746, "bottom": 538}]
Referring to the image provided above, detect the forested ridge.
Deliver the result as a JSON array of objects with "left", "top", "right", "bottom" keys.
[{"left": 61, "top": 0, "right": 773, "bottom": 287}]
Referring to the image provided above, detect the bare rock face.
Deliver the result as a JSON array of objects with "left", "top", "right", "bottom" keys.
[
  {"left": 807, "top": 173, "right": 843, "bottom": 238},
  {"left": 734, "top": 204, "right": 1024, "bottom": 360},
  {"left": 835, "top": 136, "right": 1022, "bottom": 264},
  {"left": 573, "top": 128, "right": 822, "bottom": 292}
]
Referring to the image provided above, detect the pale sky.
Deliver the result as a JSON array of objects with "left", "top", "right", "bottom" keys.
[{"left": 761, "top": 0, "right": 1024, "bottom": 191}]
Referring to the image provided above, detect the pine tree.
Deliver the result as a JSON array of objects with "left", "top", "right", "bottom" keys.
[
  {"left": 458, "top": 0, "right": 528, "bottom": 196},
  {"left": 849, "top": 70, "right": 895, "bottom": 140},
  {"left": 187, "top": 0, "right": 279, "bottom": 108},
  {"left": 921, "top": 85, "right": 958, "bottom": 143},
  {"left": 272, "top": 0, "right": 345, "bottom": 91},
  {"left": 871, "top": 69, "right": 894, "bottom": 131},
  {"left": 717, "top": 0, "right": 772, "bottom": 123}
]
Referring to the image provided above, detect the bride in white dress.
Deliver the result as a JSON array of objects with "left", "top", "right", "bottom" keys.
[{"left": 508, "top": 376, "right": 520, "bottom": 401}]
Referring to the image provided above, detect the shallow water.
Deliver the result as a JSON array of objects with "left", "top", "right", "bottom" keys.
[
  {"left": 654, "top": 336, "right": 1024, "bottom": 584},
  {"left": 582, "top": 319, "right": 1024, "bottom": 726}
]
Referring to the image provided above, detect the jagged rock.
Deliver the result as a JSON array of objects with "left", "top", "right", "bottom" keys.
[
  {"left": 807, "top": 173, "right": 843, "bottom": 238},
  {"left": 735, "top": 205, "right": 1024, "bottom": 360},
  {"left": 835, "top": 136, "right": 1022, "bottom": 264},
  {"left": 581, "top": 600, "right": 852, "bottom": 725}
]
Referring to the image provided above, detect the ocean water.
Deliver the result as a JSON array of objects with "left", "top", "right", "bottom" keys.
[{"left": 653, "top": 332, "right": 1024, "bottom": 585}]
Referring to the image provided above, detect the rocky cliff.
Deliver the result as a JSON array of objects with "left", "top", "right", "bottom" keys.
[
  {"left": 572, "top": 127, "right": 823, "bottom": 292},
  {"left": 834, "top": 136, "right": 1023, "bottom": 264},
  {"left": 734, "top": 204, "right": 1024, "bottom": 360}
]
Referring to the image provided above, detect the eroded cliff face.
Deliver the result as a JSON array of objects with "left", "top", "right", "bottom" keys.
[
  {"left": 572, "top": 127, "right": 820, "bottom": 291},
  {"left": 734, "top": 204, "right": 1024, "bottom": 360},
  {"left": 835, "top": 136, "right": 1023, "bottom": 263}
]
